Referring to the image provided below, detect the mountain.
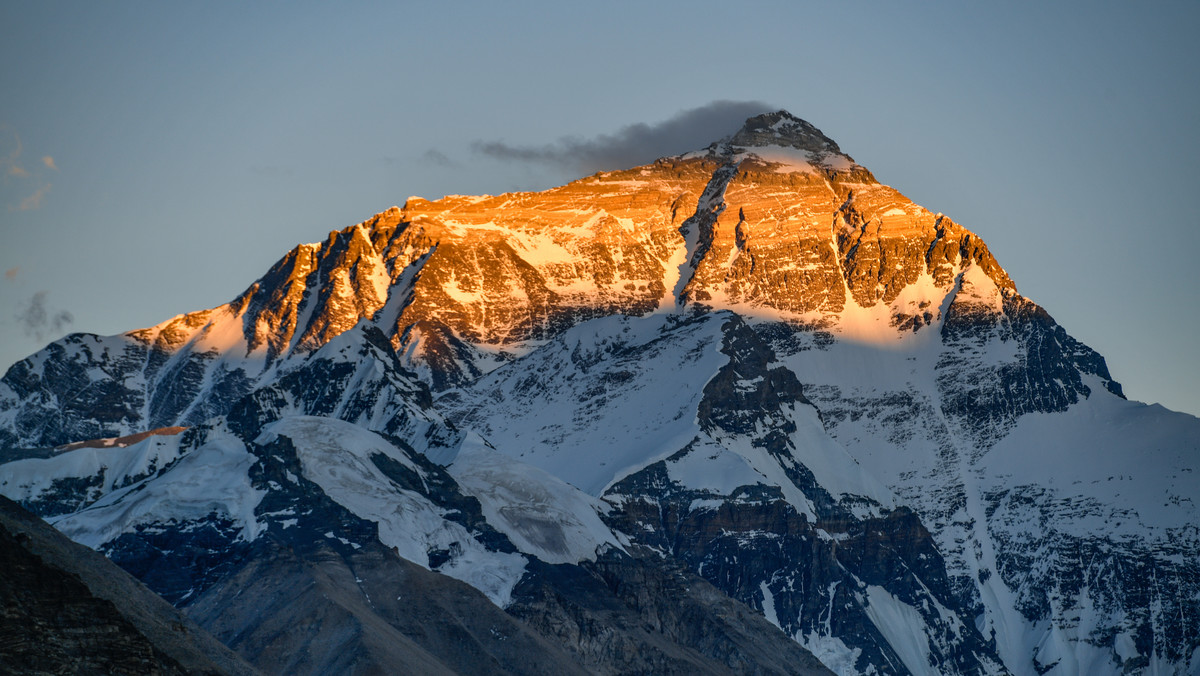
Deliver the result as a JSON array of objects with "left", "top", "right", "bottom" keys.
[
  {"left": 1, "top": 322, "right": 831, "bottom": 675},
  {"left": 1, "top": 110, "right": 1196, "bottom": 675},
  {"left": 0, "top": 493, "right": 259, "bottom": 675}
]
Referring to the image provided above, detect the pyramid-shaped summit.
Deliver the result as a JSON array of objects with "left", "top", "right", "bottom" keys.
[
  {"left": 694, "top": 110, "right": 875, "bottom": 183},
  {"left": 725, "top": 110, "right": 847, "bottom": 154},
  {"left": 3, "top": 109, "right": 1087, "bottom": 442}
]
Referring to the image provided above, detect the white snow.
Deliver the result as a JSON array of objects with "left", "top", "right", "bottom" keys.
[
  {"left": 760, "top": 581, "right": 780, "bottom": 628},
  {"left": 664, "top": 440, "right": 767, "bottom": 495},
  {"left": 780, "top": 402, "right": 896, "bottom": 508},
  {"left": 658, "top": 224, "right": 689, "bottom": 311},
  {"left": 726, "top": 144, "right": 856, "bottom": 175},
  {"left": 798, "top": 630, "right": 864, "bottom": 676},
  {"left": 955, "top": 263, "right": 1005, "bottom": 314},
  {"left": 444, "top": 433, "right": 625, "bottom": 564},
  {"left": 444, "top": 310, "right": 897, "bottom": 524},
  {"left": 730, "top": 145, "right": 818, "bottom": 174},
  {"left": 445, "top": 314, "right": 730, "bottom": 496},
  {"left": 257, "top": 416, "right": 527, "bottom": 607},
  {"left": 0, "top": 432, "right": 187, "bottom": 508},
  {"left": 703, "top": 430, "right": 818, "bottom": 520},
  {"left": 782, "top": 281, "right": 1200, "bottom": 676},
  {"left": 50, "top": 423, "right": 266, "bottom": 549},
  {"left": 982, "top": 380, "right": 1200, "bottom": 533},
  {"left": 864, "top": 585, "right": 934, "bottom": 676}
]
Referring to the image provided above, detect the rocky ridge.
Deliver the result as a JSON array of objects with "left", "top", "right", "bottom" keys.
[{"left": 1, "top": 113, "right": 1024, "bottom": 449}]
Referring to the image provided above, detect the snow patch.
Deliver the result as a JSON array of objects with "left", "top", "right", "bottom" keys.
[
  {"left": 1, "top": 433, "right": 187, "bottom": 509},
  {"left": 864, "top": 585, "right": 934, "bottom": 676},
  {"left": 798, "top": 631, "right": 864, "bottom": 676},
  {"left": 446, "top": 433, "right": 625, "bottom": 564},
  {"left": 664, "top": 441, "right": 766, "bottom": 495},
  {"left": 444, "top": 314, "right": 730, "bottom": 496},
  {"left": 50, "top": 424, "right": 265, "bottom": 549},
  {"left": 760, "top": 581, "right": 780, "bottom": 628},
  {"left": 258, "top": 416, "right": 526, "bottom": 607}
]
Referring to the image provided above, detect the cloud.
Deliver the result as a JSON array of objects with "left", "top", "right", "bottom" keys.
[
  {"left": 0, "top": 125, "right": 22, "bottom": 177},
  {"left": 1, "top": 126, "right": 54, "bottom": 209},
  {"left": 4, "top": 267, "right": 17, "bottom": 280},
  {"left": 472, "top": 100, "right": 774, "bottom": 175},
  {"left": 384, "top": 150, "right": 460, "bottom": 169},
  {"left": 420, "top": 149, "right": 458, "bottom": 168},
  {"left": 16, "top": 291, "right": 74, "bottom": 341},
  {"left": 17, "top": 183, "right": 50, "bottom": 211}
]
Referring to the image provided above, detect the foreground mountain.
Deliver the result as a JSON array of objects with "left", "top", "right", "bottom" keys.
[
  {"left": 0, "top": 494, "right": 258, "bottom": 675},
  {"left": 1, "top": 111, "right": 1197, "bottom": 675}
]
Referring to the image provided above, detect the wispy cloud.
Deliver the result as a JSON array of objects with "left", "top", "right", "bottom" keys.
[
  {"left": 17, "top": 183, "right": 50, "bottom": 211},
  {"left": 384, "top": 150, "right": 460, "bottom": 169},
  {"left": 0, "top": 126, "right": 25, "bottom": 179},
  {"left": 420, "top": 149, "right": 458, "bottom": 168},
  {"left": 1, "top": 125, "right": 54, "bottom": 210},
  {"left": 472, "top": 100, "right": 773, "bottom": 175},
  {"left": 16, "top": 291, "right": 73, "bottom": 341}
]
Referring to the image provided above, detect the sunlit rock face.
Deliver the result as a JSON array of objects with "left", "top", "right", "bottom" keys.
[
  {"left": 2, "top": 110, "right": 1197, "bottom": 676},
  {"left": 391, "top": 158, "right": 706, "bottom": 343},
  {"left": 0, "top": 110, "right": 1034, "bottom": 450}
]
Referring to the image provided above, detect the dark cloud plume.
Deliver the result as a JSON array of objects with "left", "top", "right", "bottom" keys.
[
  {"left": 17, "top": 291, "right": 73, "bottom": 341},
  {"left": 472, "top": 100, "right": 773, "bottom": 175}
]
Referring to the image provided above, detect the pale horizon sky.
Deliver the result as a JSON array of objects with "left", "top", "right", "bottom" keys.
[{"left": 1, "top": 1, "right": 1198, "bottom": 416}]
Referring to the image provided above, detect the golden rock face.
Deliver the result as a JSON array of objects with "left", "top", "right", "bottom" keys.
[
  {"left": 393, "top": 156, "right": 717, "bottom": 344},
  {"left": 685, "top": 163, "right": 852, "bottom": 314},
  {"left": 3, "top": 112, "right": 1069, "bottom": 449},
  {"left": 136, "top": 114, "right": 1020, "bottom": 369},
  {"left": 382, "top": 147, "right": 1013, "bottom": 348}
]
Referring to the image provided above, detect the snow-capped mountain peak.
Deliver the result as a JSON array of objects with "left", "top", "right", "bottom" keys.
[{"left": 1, "top": 110, "right": 1196, "bottom": 676}]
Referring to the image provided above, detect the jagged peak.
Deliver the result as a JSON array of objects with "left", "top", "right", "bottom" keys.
[
  {"left": 725, "top": 110, "right": 844, "bottom": 156},
  {"left": 683, "top": 110, "right": 871, "bottom": 181}
]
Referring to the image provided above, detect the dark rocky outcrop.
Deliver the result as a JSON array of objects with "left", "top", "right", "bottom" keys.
[
  {"left": 509, "top": 551, "right": 835, "bottom": 676},
  {"left": 186, "top": 536, "right": 586, "bottom": 676},
  {"left": 938, "top": 278, "right": 1124, "bottom": 447},
  {"left": 0, "top": 495, "right": 258, "bottom": 676}
]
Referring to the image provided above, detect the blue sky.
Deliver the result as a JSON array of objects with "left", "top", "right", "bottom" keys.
[{"left": 1, "top": 1, "right": 1198, "bottom": 415}]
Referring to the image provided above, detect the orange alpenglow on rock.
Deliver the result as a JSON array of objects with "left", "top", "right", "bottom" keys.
[
  {"left": 1, "top": 111, "right": 1034, "bottom": 441},
  {"left": 135, "top": 110, "right": 1016, "bottom": 364}
]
